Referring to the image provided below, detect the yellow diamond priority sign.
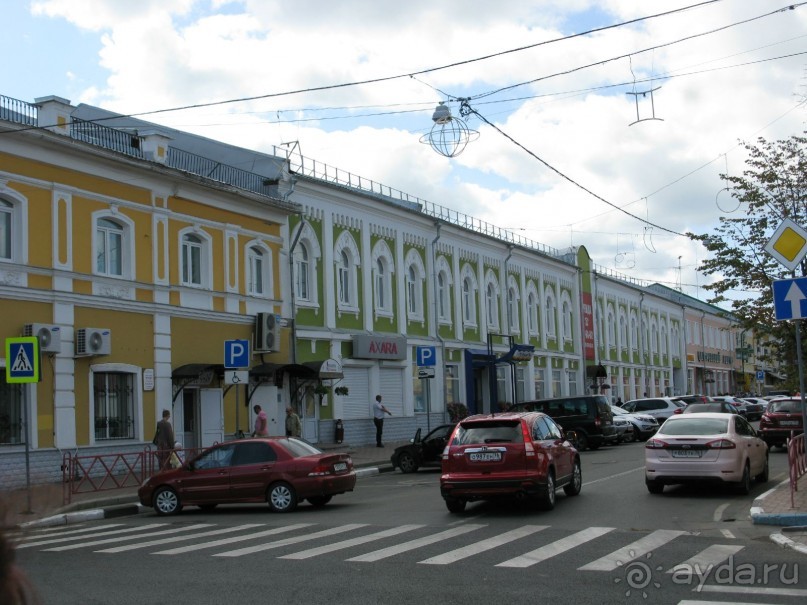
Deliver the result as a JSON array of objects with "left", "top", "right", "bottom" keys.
[{"left": 764, "top": 218, "right": 807, "bottom": 271}]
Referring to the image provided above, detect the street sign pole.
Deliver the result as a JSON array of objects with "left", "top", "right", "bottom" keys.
[{"left": 795, "top": 319, "right": 807, "bottom": 437}]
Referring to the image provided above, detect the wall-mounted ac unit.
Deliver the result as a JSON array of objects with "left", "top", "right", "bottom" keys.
[
  {"left": 23, "top": 323, "right": 62, "bottom": 353},
  {"left": 75, "top": 328, "right": 111, "bottom": 356},
  {"left": 255, "top": 313, "right": 279, "bottom": 352}
]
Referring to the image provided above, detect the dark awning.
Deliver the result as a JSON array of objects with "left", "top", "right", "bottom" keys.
[
  {"left": 172, "top": 363, "right": 225, "bottom": 379},
  {"left": 249, "top": 363, "right": 318, "bottom": 381},
  {"left": 585, "top": 364, "right": 607, "bottom": 379}
]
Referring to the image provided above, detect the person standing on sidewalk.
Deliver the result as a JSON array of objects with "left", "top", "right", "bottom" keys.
[
  {"left": 285, "top": 406, "right": 302, "bottom": 438},
  {"left": 252, "top": 404, "right": 269, "bottom": 437},
  {"left": 154, "top": 409, "right": 175, "bottom": 470},
  {"left": 372, "top": 394, "right": 392, "bottom": 447}
]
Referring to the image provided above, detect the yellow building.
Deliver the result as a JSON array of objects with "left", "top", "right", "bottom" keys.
[{"left": 0, "top": 95, "right": 299, "bottom": 488}]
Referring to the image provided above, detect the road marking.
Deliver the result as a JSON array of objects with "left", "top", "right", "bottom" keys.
[
  {"left": 583, "top": 466, "right": 644, "bottom": 487},
  {"left": 16, "top": 524, "right": 167, "bottom": 549},
  {"left": 12, "top": 523, "right": 122, "bottom": 542},
  {"left": 496, "top": 526, "right": 615, "bottom": 568},
  {"left": 666, "top": 544, "right": 744, "bottom": 575},
  {"left": 97, "top": 524, "right": 264, "bottom": 553},
  {"left": 347, "top": 524, "right": 486, "bottom": 562},
  {"left": 418, "top": 525, "right": 547, "bottom": 565},
  {"left": 578, "top": 529, "right": 687, "bottom": 571},
  {"left": 44, "top": 524, "right": 213, "bottom": 552},
  {"left": 213, "top": 524, "right": 368, "bottom": 557},
  {"left": 696, "top": 585, "right": 807, "bottom": 598},
  {"left": 719, "top": 529, "right": 735, "bottom": 539},
  {"left": 154, "top": 523, "right": 314, "bottom": 555},
  {"left": 713, "top": 502, "right": 730, "bottom": 522},
  {"left": 280, "top": 524, "right": 424, "bottom": 559}
]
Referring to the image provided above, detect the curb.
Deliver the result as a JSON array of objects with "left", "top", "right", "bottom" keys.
[
  {"left": 18, "top": 464, "right": 395, "bottom": 529},
  {"left": 750, "top": 480, "right": 807, "bottom": 527},
  {"left": 771, "top": 531, "right": 807, "bottom": 555}
]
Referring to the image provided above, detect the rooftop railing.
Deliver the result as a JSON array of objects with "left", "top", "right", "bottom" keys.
[{"left": 0, "top": 93, "right": 648, "bottom": 285}]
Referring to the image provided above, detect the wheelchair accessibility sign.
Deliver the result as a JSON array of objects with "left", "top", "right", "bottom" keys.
[{"left": 5, "top": 337, "right": 40, "bottom": 383}]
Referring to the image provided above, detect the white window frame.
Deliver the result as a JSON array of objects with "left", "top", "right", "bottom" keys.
[
  {"left": 179, "top": 227, "right": 212, "bottom": 288},
  {"left": 526, "top": 282, "right": 539, "bottom": 336},
  {"left": 460, "top": 264, "right": 478, "bottom": 328},
  {"left": 544, "top": 287, "right": 557, "bottom": 339},
  {"left": 334, "top": 231, "right": 360, "bottom": 313},
  {"left": 606, "top": 303, "right": 616, "bottom": 350},
  {"left": 405, "top": 249, "right": 426, "bottom": 321},
  {"left": 0, "top": 186, "right": 28, "bottom": 265},
  {"left": 372, "top": 239, "right": 394, "bottom": 317},
  {"left": 484, "top": 269, "right": 500, "bottom": 330},
  {"left": 435, "top": 255, "right": 453, "bottom": 325},
  {"left": 93, "top": 210, "right": 135, "bottom": 280},
  {"left": 561, "top": 293, "right": 573, "bottom": 343},
  {"left": 246, "top": 240, "right": 273, "bottom": 297},
  {"left": 506, "top": 275, "right": 520, "bottom": 333},
  {"left": 89, "top": 363, "right": 143, "bottom": 445}
]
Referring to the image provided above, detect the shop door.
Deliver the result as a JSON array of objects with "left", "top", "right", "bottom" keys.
[{"left": 200, "top": 388, "right": 224, "bottom": 447}]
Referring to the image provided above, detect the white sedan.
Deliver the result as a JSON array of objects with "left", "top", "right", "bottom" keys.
[
  {"left": 644, "top": 413, "right": 768, "bottom": 495},
  {"left": 610, "top": 405, "right": 658, "bottom": 441}
]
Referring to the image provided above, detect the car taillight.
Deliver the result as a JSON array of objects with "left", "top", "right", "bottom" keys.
[
  {"left": 521, "top": 422, "right": 535, "bottom": 457},
  {"left": 674, "top": 408, "right": 683, "bottom": 414},
  {"left": 441, "top": 445, "right": 449, "bottom": 461},
  {"left": 645, "top": 439, "right": 667, "bottom": 449},
  {"left": 759, "top": 415, "right": 772, "bottom": 426},
  {"left": 706, "top": 439, "right": 736, "bottom": 449},
  {"left": 594, "top": 415, "right": 601, "bottom": 428},
  {"left": 308, "top": 463, "right": 333, "bottom": 477}
]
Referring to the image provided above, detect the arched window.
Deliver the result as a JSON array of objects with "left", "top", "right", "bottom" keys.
[
  {"left": 0, "top": 187, "right": 28, "bottom": 265},
  {"left": 247, "top": 244, "right": 272, "bottom": 296},
  {"left": 376, "top": 258, "right": 387, "bottom": 309},
  {"left": 338, "top": 249, "right": 352, "bottom": 305},
  {"left": 435, "top": 256, "right": 452, "bottom": 324},
  {"left": 460, "top": 264, "right": 478, "bottom": 326},
  {"left": 182, "top": 233, "right": 204, "bottom": 286},
  {"left": 334, "top": 231, "right": 360, "bottom": 312},
  {"left": 606, "top": 304, "right": 616, "bottom": 349},
  {"left": 405, "top": 249, "right": 426, "bottom": 320},
  {"left": 372, "top": 240, "right": 394, "bottom": 316},
  {"left": 562, "top": 299, "right": 573, "bottom": 342},
  {"left": 545, "top": 288, "right": 557, "bottom": 338},
  {"left": 94, "top": 211, "right": 134, "bottom": 279},
  {"left": 296, "top": 243, "right": 310, "bottom": 300},
  {"left": 0, "top": 199, "right": 12, "bottom": 260},
  {"left": 293, "top": 223, "right": 321, "bottom": 307}
]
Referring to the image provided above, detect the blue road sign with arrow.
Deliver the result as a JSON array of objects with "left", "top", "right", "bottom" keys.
[{"left": 772, "top": 277, "right": 807, "bottom": 320}]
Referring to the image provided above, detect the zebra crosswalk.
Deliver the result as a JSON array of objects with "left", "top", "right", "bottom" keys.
[{"left": 11, "top": 518, "right": 807, "bottom": 600}]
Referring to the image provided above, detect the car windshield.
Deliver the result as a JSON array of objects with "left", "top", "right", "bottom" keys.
[
  {"left": 768, "top": 399, "right": 805, "bottom": 413},
  {"left": 454, "top": 420, "right": 523, "bottom": 445},
  {"left": 660, "top": 417, "right": 729, "bottom": 436},
  {"left": 611, "top": 406, "right": 628, "bottom": 415},
  {"left": 279, "top": 437, "right": 323, "bottom": 457}
]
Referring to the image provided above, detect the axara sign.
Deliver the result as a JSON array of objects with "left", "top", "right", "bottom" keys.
[{"left": 352, "top": 334, "right": 406, "bottom": 360}]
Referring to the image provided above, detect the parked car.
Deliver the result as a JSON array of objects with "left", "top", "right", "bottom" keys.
[
  {"left": 610, "top": 411, "right": 635, "bottom": 443},
  {"left": 672, "top": 394, "right": 710, "bottom": 406},
  {"left": 710, "top": 396, "right": 750, "bottom": 418},
  {"left": 682, "top": 402, "right": 740, "bottom": 415},
  {"left": 644, "top": 413, "right": 769, "bottom": 495},
  {"left": 622, "top": 397, "right": 685, "bottom": 424},
  {"left": 742, "top": 397, "right": 769, "bottom": 411},
  {"left": 391, "top": 423, "right": 455, "bottom": 473},
  {"left": 610, "top": 405, "right": 658, "bottom": 441},
  {"left": 440, "top": 412, "right": 581, "bottom": 513},
  {"left": 138, "top": 437, "right": 356, "bottom": 515},
  {"left": 738, "top": 398, "right": 765, "bottom": 421},
  {"left": 510, "top": 395, "right": 618, "bottom": 451},
  {"left": 758, "top": 397, "right": 805, "bottom": 448}
]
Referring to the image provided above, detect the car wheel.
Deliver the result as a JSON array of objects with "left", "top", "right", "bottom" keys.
[
  {"left": 307, "top": 495, "right": 333, "bottom": 507},
  {"left": 735, "top": 462, "right": 751, "bottom": 495},
  {"left": 537, "top": 470, "right": 556, "bottom": 510},
  {"left": 398, "top": 452, "right": 418, "bottom": 473},
  {"left": 575, "top": 432, "right": 589, "bottom": 451},
  {"left": 153, "top": 486, "right": 182, "bottom": 516},
  {"left": 563, "top": 459, "right": 582, "bottom": 496},
  {"left": 198, "top": 504, "right": 217, "bottom": 512},
  {"left": 755, "top": 454, "right": 769, "bottom": 483},
  {"left": 646, "top": 480, "right": 664, "bottom": 494},
  {"left": 268, "top": 481, "right": 298, "bottom": 513},
  {"left": 445, "top": 498, "right": 466, "bottom": 514}
]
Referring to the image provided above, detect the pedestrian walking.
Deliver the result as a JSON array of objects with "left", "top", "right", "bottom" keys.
[
  {"left": 153, "top": 409, "right": 175, "bottom": 470},
  {"left": 252, "top": 404, "right": 269, "bottom": 437},
  {"left": 285, "top": 406, "right": 302, "bottom": 438},
  {"left": 372, "top": 394, "right": 392, "bottom": 447}
]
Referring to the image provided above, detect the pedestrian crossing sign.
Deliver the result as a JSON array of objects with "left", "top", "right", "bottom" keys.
[{"left": 5, "top": 337, "right": 40, "bottom": 383}]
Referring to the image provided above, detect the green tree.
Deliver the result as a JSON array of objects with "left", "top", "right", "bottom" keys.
[{"left": 687, "top": 135, "right": 806, "bottom": 390}]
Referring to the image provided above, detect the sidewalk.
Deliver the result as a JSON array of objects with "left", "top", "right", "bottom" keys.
[
  {"left": 1, "top": 440, "right": 405, "bottom": 530},
  {"left": 3, "top": 443, "right": 806, "bottom": 556}
]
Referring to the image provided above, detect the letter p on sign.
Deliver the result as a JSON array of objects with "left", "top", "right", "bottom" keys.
[
  {"left": 224, "top": 339, "right": 250, "bottom": 369},
  {"left": 416, "top": 345, "right": 436, "bottom": 367}
]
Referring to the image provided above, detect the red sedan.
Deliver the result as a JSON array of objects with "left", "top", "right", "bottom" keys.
[{"left": 138, "top": 437, "right": 356, "bottom": 515}]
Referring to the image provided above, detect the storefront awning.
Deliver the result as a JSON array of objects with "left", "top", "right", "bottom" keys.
[
  {"left": 171, "top": 363, "right": 225, "bottom": 402},
  {"left": 585, "top": 364, "right": 608, "bottom": 379},
  {"left": 249, "top": 363, "right": 318, "bottom": 381},
  {"left": 303, "top": 358, "right": 344, "bottom": 380}
]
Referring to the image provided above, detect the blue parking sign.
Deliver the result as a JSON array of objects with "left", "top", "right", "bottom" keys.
[
  {"left": 416, "top": 346, "right": 436, "bottom": 367},
  {"left": 224, "top": 339, "right": 250, "bottom": 369}
]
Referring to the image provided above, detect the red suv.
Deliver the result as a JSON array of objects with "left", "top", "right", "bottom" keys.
[
  {"left": 758, "top": 397, "right": 804, "bottom": 448},
  {"left": 440, "top": 412, "right": 581, "bottom": 513}
]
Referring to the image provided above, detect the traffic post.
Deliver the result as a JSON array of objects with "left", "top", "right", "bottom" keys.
[{"left": 224, "top": 339, "right": 251, "bottom": 434}]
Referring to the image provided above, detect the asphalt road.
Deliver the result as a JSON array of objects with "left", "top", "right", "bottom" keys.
[{"left": 14, "top": 439, "right": 806, "bottom": 605}]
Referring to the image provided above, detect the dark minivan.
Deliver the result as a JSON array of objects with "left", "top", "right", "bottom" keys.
[{"left": 511, "top": 395, "right": 617, "bottom": 451}]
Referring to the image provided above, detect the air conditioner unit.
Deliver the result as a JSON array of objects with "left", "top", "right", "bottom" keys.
[
  {"left": 75, "top": 328, "right": 112, "bottom": 356},
  {"left": 255, "top": 313, "right": 279, "bottom": 352},
  {"left": 23, "top": 323, "right": 62, "bottom": 353}
]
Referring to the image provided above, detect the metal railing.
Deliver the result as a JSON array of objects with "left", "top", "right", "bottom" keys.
[
  {"left": 61, "top": 446, "right": 203, "bottom": 505},
  {"left": 788, "top": 432, "right": 806, "bottom": 508}
]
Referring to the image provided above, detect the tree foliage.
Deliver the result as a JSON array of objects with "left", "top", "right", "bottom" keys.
[{"left": 687, "top": 135, "right": 806, "bottom": 389}]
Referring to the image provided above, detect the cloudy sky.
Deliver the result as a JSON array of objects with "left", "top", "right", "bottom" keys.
[{"left": 4, "top": 1, "right": 806, "bottom": 304}]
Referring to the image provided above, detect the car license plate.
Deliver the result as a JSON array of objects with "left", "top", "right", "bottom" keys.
[
  {"left": 333, "top": 462, "right": 347, "bottom": 472},
  {"left": 469, "top": 452, "right": 502, "bottom": 462},
  {"left": 670, "top": 450, "right": 702, "bottom": 458},
  {"left": 780, "top": 421, "right": 800, "bottom": 426}
]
